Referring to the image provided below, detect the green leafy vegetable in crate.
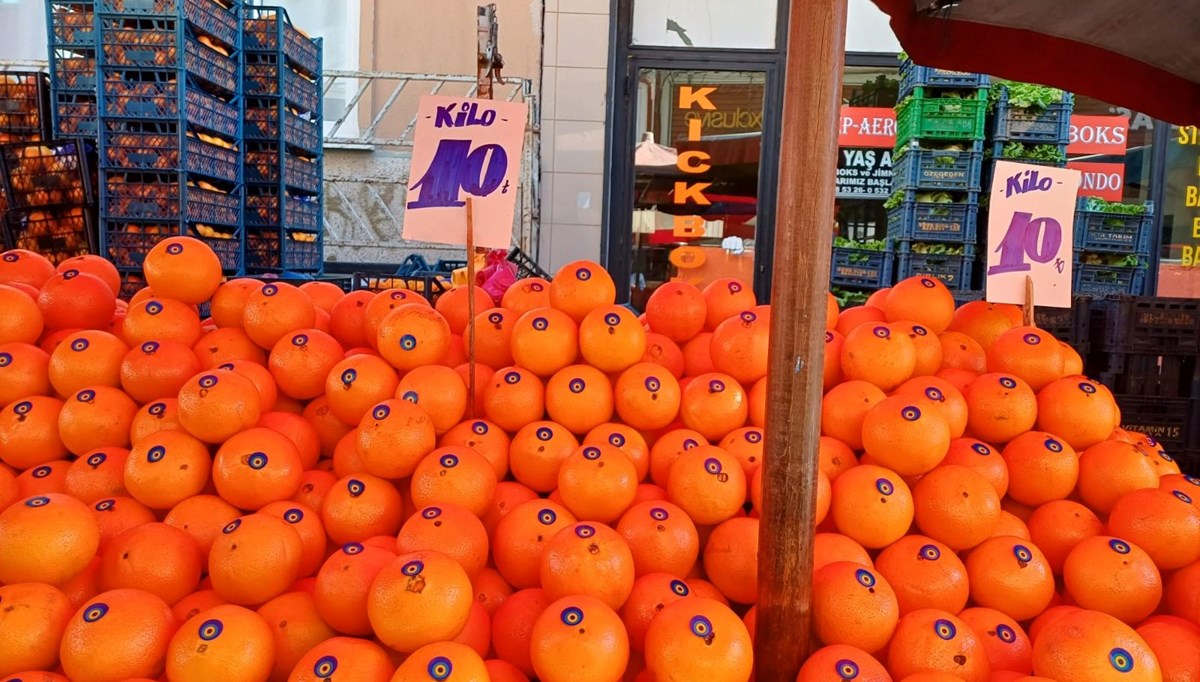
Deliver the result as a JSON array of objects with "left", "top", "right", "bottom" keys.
[
  {"left": 910, "top": 243, "right": 967, "bottom": 256},
  {"left": 1081, "top": 253, "right": 1142, "bottom": 267},
  {"left": 1083, "top": 197, "right": 1149, "bottom": 215},
  {"left": 999, "top": 142, "right": 1066, "bottom": 164},
  {"left": 834, "top": 237, "right": 888, "bottom": 251},
  {"left": 832, "top": 288, "right": 870, "bottom": 307},
  {"left": 884, "top": 191, "right": 905, "bottom": 210},
  {"left": 988, "top": 81, "right": 1065, "bottom": 112}
]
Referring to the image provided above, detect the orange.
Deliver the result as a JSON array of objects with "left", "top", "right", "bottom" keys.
[
  {"left": 473, "top": 307, "right": 516, "bottom": 369},
  {"left": 667, "top": 445, "right": 747, "bottom": 526},
  {"left": 648, "top": 429, "right": 707, "bottom": 488},
  {"left": 509, "top": 421, "right": 579, "bottom": 493},
  {"left": 540, "top": 522, "right": 635, "bottom": 610},
  {"left": 398, "top": 365, "right": 470, "bottom": 434},
  {"left": 328, "top": 290, "right": 375, "bottom": 349},
  {"left": 0, "top": 466, "right": 15, "bottom": 511},
  {"left": 119, "top": 340, "right": 200, "bottom": 403},
  {"left": 439, "top": 419, "right": 511, "bottom": 479},
  {"left": 410, "top": 447, "right": 497, "bottom": 517},
  {"left": 1164, "top": 560, "right": 1200, "bottom": 624},
  {"left": 531, "top": 596, "right": 628, "bottom": 682},
  {"left": 824, "top": 328, "right": 845, "bottom": 391},
  {"left": 621, "top": 574, "right": 695, "bottom": 651},
  {"left": 393, "top": 641, "right": 488, "bottom": 681},
  {"left": 1060, "top": 342, "right": 1085, "bottom": 376},
  {"left": 15, "top": 460, "right": 69, "bottom": 498},
  {"left": 885, "top": 276, "right": 956, "bottom": 333},
  {"left": 259, "top": 502, "right": 327, "bottom": 578},
  {"left": 1063, "top": 536, "right": 1163, "bottom": 624},
  {"left": 812, "top": 561, "right": 899, "bottom": 653},
  {"left": 209, "top": 278, "right": 258, "bottom": 328},
  {"left": 543, "top": 365, "right": 614, "bottom": 435},
  {"left": 1026, "top": 500, "right": 1103, "bottom": 576},
  {"left": 491, "top": 588, "right": 551, "bottom": 676},
  {"left": 90, "top": 496, "right": 155, "bottom": 554},
  {"left": 305, "top": 397, "right": 352, "bottom": 458},
  {"left": 549, "top": 261, "right": 616, "bottom": 324},
  {"left": 913, "top": 464, "right": 1001, "bottom": 551},
  {"left": 177, "top": 369, "right": 262, "bottom": 444},
  {"left": 887, "top": 609, "right": 990, "bottom": 682},
  {"left": 492, "top": 500, "right": 577, "bottom": 589},
  {"left": 958, "top": 607, "right": 1033, "bottom": 675},
  {"left": 582, "top": 423, "right": 648, "bottom": 481},
  {"left": 701, "top": 278, "right": 756, "bottom": 331},
  {"left": 941, "top": 438, "right": 1008, "bottom": 498},
  {"left": 376, "top": 304, "right": 452, "bottom": 371},
  {"left": 48, "top": 330, "right": 127, "bottom": 398},
  {"left": 986, "top": 327, "right": 1064, "bottom": 392},
  {"left": 0, "top": 342, "right": 51, "bottom": 408},
  {"left": 579, "top": 305, "right": 647, "bottom": 373},
  {"left": 1136, "top": 616, "right": 1200, "bottom": 682},
  {"left": 940, "top": 331, "right": 988, "bottom": 375},
  {"left": 510, "top": 307, "right": 579, "bottom": 378},
  {"left": 368, "top": 550, "right": 473, "bottom": 653},
  {"left": 298, "top": 281, "right": 344, "bottom": 313},
  {"left": 435, "top": 285, "right": 494, "bottom": 336},
  {"left": 57, "top": 385, "right": 137, "bottom": 455},
  {"left": 208, "top": 514, "right": 304, "bottom": 605},
  {"left": 1031, "top": 609, "right": 1161, "bottom": 682},
  {"left": 1108, "top": 487, "right": 1200, "bottom": 570},
  {"left": 502, "top": 277, "right": 552, "bottom": 317},
  {"left": 267, "top": 329, "right": 344, "bottom": 400},
  {"left": 0, "top": 493, "right": 98, "bottom": 585},
  {"left": 936, "top": 367, "right": 981, "bottom": 396},
  {"left": 364, "top": 289, "right": 430, "bottom": 345},
  {"left": 963, "top": 373, "right": 1037, "bottom": 444},
  {"left": 212, "top": 427, "right": 304, "bottom": 510},
  {"left": 257, "top": 592, "right": 338, "bottom": 681},
  {"left": 836, "top": 305, "right": 886, "bottom": 337},
  {"left": 141, "top": 237, "right": 222, "bottom": 304},
  {"left": 796, "top": 644, "right": 891, "bottom": 682},
  {"left": 862, "top": 396, "right": 951, "bottom": 477},
  {"left": 614, "top": 362, "right": 682, "bottom": 432},
  {"left": 121, "top": 297, "right": 202, "bottom": 348},
  {"left": 452, "top": 598, "right": 492, "bottom": 658},
  {"left": 1035, "top": 377, "right": 1119, "bottom": 450},
  {"left": 643, "top": 596, "right": 753, "bottom": 682},
  {"left": 0, "top": 672, "right": 69, "bottom": 682},
  {"left": 556, "top": 443, "right": 638, "bottom": 523},
  {"left": 0, "top": 582, "right": 72, "bottom": 677},
  {"left": 396, "top": 503, "right": 490, "bottom": 578},
  {"left": 642, "top": 332, "right": 686, "bottom": 379},
  {"left": 287, "top": 636, "right": 394, "bottom": 682},
  {"left": 472, "top": 567, "right": 513, "bottom": 617},
  {"left": 242, "top": 282, "right": 316, "bottom": 350},
  {"left": 59, "top": 588, "right": 175, "bottom": 682},
  {"left": 965, "top": 536, "right": 1056, "bottom": 621},
  {"left": 99, "top": 522, "right": 202, "bottom": 606},
  {"left": 355, "top": 399, "right": 437, "bottom": 479},
  {"left": 645, "top": 281, "right": 706, "bottom": 343},
  {"left": 840, "top": 322, "right": 917, "bottom": 391},
  {"left": 193, "top": 326, "right": 267, "bottom": 369},
  {"left": 998, "top": 431, "right": 1080, "bottom": 506},
  {"left": 710, "top": 309, "right": 769, "bottom": 386},
  {"left": 320, "top": 474, "right": 405, "bottom": 545},
  {"left": 897, "top": 322, "right": 944, "bottom": 376},
  {"left": 0, "top": 249, "right": 57, "bottom": 287},
  {"left": 1077, "top": 440, "right": 1161, "bottom": 515},
  {"left": 482, "top": 367, "right": 545, "bottom": 433},
  {"left": 821, "top": 380, "right": 887, "bottom": 451},
  {"left": 257, "top": 411, "right": 321, "bottom": 470},
  {"left": 63, "top": 446, "right": 129, "bottom": 504},
  {"left": 164, "top": 495, "right": 241, "bottom": 556},
  {"left": 831, "top": 464, "right": 914, "bottom": 549},
  {"left": 718, "top": 426, "right": 764, "bottom": 483},
  {"left": 37, "top": 270, "right": 116, "bottom": 331},
  {"left": 125, "top": 429, "right": 211, "bottom": 510},
  {"left": 874, "top": 535, "right": 969, "bottom": 615},
  {"left": 895, "top": 375, "right": 969, "bottom": 439},
  {"left": 166, "top": 604, "right": 274, "bottom": 682},
  {"left": 681, "top": 332, "right": 717, "bottom": 377},
  {"left": 702, "top": 516, "right": 759, "bottom": 605},
  {"left": 678, "top": 373, "right": 748, "bottom": 441},
  {"left": 313, "top": 541, "right": 396, "bottom": 636},
  {"left": 947, "top": 301, "right": 1020, "bottom": 350},
  {"left": 455, "top": 362, "right": 493, "bottom": 417}
]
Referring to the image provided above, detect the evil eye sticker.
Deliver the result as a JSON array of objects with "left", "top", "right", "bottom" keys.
[
  {"left": 62, "top": 269, "right": 80, "bottom": 280},
  {"left": 872, "top": 326, "right": 890, "bottom": 339},
  {"left": 582, "top": 446, "right": 602, "bottom": 460},
  {"left": 313, "top": 655, "right": 338, "bottom": 678},
  {"left": 530, "top": 282, "right": 545, "bottom": 292},
  {"left": 924, "top": 387, "right": 944, "bottom": 402},
  {"left": 1023, "top": 333, "right": 1041, "bottom": 345},
  {"left": 1173, "top": 490, "right": 1194, "bottom": 504},
  {"left": 262, "top": 284, "right": 279, "bottom": 297},
  {"left": 422, "top": 507, "right": 442, "bottom": 520},
  {"left": 644, "top": 376, "right": 661, "bottom": 392},
  {"left": 292, "top": 333, "right": 308, "bottom": 347},
  {"left": 71, "top": 338, "right": 89, "bottom": 352},
  {"left": 875, "top": 478, "right": 894, "bottom": 496},
  {"left": 147, "top": 445, "right": 167, "bottom": 463},
  {"left": 198, "top": 374, "right": 219, "bottom": 389},
  {"left": 342, "top": 542, "right": 364, "bottom": 555},
  {"left": 401, "top": 391, "right": 419, "bottom": 403},
  {"left": 538, "top": 508, "right": 558, "bottom": 525},
  {"left": 575, "top": 267, "right": 592, "bottom": 281},
  {"left": 1013, "top": 544, "right": 1034, "bottom": 563},
  {"left": 690, "top": 615, "right": 713, "bottom": 638},
  {"left": 919, "top": 544, "right": 941, "bottom": 561},
  {"left": 745, "top": 430, "right": 762, "bottom": 444},
  {"left": 608, "top": 433, "right": 626, "bottom": 447},
  {"left": 1079, "top": 382, "right": 1097, "bottom": 394},
  {"left": 825, "top": 331, "right": 834, "bottom": 343},
  {"left": 532, "top": 317, "right": 549, "bottom": 331},
  {"left": 198, "top": 619, "right": 223, "bottom": 641},
  {"left": 0, "top": 352, "right": 10, "bottom": 367},
  {"left": 1, "top": 253, "right": 16, "bottom": 262},
  {"left": 682, "top": 438, "right": 699, "bottom": 450},
  {"left": 934, "top": 619, "right": 957, "bottom": 641},
  {"left": 12, "top": 400, "right": 31, "bottom": 416},
  {"left": 569, "top": 378, "right": 586, "bottom": 393},
  {"left": 670, "top": 580, "right": 690, "bottom": 597},
  {"left": 141, "top": 341, "right": 160, "bottom": 354},
  {"left": 341, "top": 368, "right": 357, "bottom": 385},
  {"left": 347, "top": 479, "right": 366, "bottom": 497},
  {"left": 995, "top": 624, "right": 1017, "bottom": 644},
  {"left": 901, "top": 405, "right": 922, "bottom": 421},
  {"left": 399, "top": 334, "right": 417, "bottom": 351},
  {"left": 1109, "top": 539, "right": 1131, "bottom": 555},
  {"left": 575, "top": 524, "right": 596, "bottom": 539},
  {"left": 836, "top": 659, "right": 860, "bottom": 680},
  {"left": 504, "top": 371, "right": 521, "bottom": 384},
  {"left": 536, "top": 427, "right": 554, "bottom": 441},
  {"left": 855, "top": 568, "right": 876, "bottom": 589},
  {"left": 401, "top": 560, "right": 424, "bottom": 576},
  {"left": 148, "top": 402, "right": 167, "bottom": 416},
  {"left": 920, "top": 278, "right": 936, "bottom": 289},
  {"left": 372, "top": 404, "right": 390, "bottom": 420},
  {"left": 24, "top": 496, "right": 50, "bottom": 508},
  {"left": 971, "top": 443, "right": 991, "bottom": 456},
  {"left": 472, "top": 422, "right": 489, "bottom": 435},
  {"left": 145, "top": 301, "right": 163, "bottom": 315},
  {"left": 728, "top": 281, "right": 742, "bottom": 293},
  {"left": 427, "top": 657, "right": 452, "bottom": 680},
  {"left": 704, "top": 457, "right": 723, "bottom": 475},
  {"left": 488, "top": 312, "right": 503, "bottom": 325},
  {"left": 604, "top": 312, "right": 621, "bottom": 326},
  {"left": 650, "top": 507, "right": 669, "bottom": 521},
  {"left": 740, "top": 311, "right": 757, "bottom": 324},
  {"left": 999, "top": 376, "right": 1018, "bottom": 389},
  {"left": 166, "top": 242, "right": 184, "bottom": 255},
  {"left": 95, "top": 499, "right": 115, "bottom": 512},
  {"left": 75, "top": 389, "right": 96, "bottom": 403},
  {"left": 246, "top": 452, "right": 268, "bottom": 470},
  {"left": 1110, "top": 648, "right": 1134, "bottom": 673},
  {"left": 222, "top": 519, "right": 241, "bottom": 534},
  {"left": 708, "top": 379, "right": 725, "bottom": 393},
  {"left": 82, "top": 603, "right": 109, "bottom": 622},
  {"left": 86, "top": 452, "right": 107, "bottom": 468},
  {"left": 561, "top": 606, "right": 584, "bottom": 625},
  {"left": 440, "top": 453, "right": 459, "bottom": 468},
  {"left": 283, "top": 508, "right": 304, "bottom": 524},
  {"left": 912, "top": 325, "right": 929, "bottom": 337},
  {"left": 31, "top": 465, "right": 51, "bottom": 479},
  {"left": 1044, "top": 438, "right": 1064, "bottom": 453}
]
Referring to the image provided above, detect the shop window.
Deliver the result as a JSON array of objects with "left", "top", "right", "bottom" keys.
[
  {"left": 1066, "top": 96, "right": 1153, "bottom": 204},
  {"left": 632, "top": 0, "right": 778, "bottom": 50},
  {"left": 836, "top": 65, "right": 901, "bottom": 243},
  {"left": 1158, "top": 125, "right": 1200, "bottom": 298}
]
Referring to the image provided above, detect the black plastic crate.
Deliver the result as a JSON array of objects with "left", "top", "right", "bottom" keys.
[
  {"left": 890, "top": 146, "right": 984, "bottom": 192},
  {"left": 1102, "top": 353, "right": 1200, "bottom": 399},
  {"left": 830, "top": 246, "right": 894, "bottom": 288},
  {"left": 1103, "top": 295, "right": 1200, "bottom": 355},
  {"left": 0, "top": 72, "right": 52, "bottom": 139},
  {"left": 1115, "top": 395, "right": 1200, "bottom": 454},
  {"left": 244, "top": 52, "right": 319, "bottom": 114},
  {"left": 101, "top": 169, "right": 241, "bottom": 226},
  {"left": 102, "top": 120, "right": 240, "bottom": 182},
  {"left": 244, "top": 184, "right": 319, "bottom": 232},
  {"left": 245, "top": 98, "right": 320, "bottom": 154},
  {"left": 508, "top": 246, "right": 550, "bottom": 280},
  {"left": 1175, "top": 451, "right": 1200, "bottom": 477},
  {"left": 244, "top": 142, "right": 319, "bottom": 192},
  {"left": 245, "top": 227, "right": 322, "bottom": 273},
  {"left": 1075, "top": 260, "right": 1147, "bottom": 297},
  {"left": 103, "top": 218, "right": 242, "bottom": 272},
  {"left": 100, "top": 70, "right": 239, "bottom": 138},
  {"left": 1035, "top": 296, "right": 1092, "bottom": 352},
  {"left": 3, "top": 205, "right": 98, "bottom": 264},
  {"left": 1, "top": 139, "right": 95, "bottom": 209},
  {"left": 899, "top": 62, "right": 989, "bottom": 97},
  {"left": 242, "top": 5, "right": 320, "bottom": 77},
  {"left": 992, "top": 89, "right": 1074, "bottom": 144},
  {"left": 1074, "top": 198, "right": 1154, "bottom": 254},
  {"left": 99, "top": 0, "right": 240, "bottom": 48},
  {"left": 48, "top": 2, "right": 98, "bottom": 48},
  {"left": 98, "top": 17, "right": 239, "bottom": 94},
  {"left": 886, "top": 194, "right": 980, "bottom": 243}
]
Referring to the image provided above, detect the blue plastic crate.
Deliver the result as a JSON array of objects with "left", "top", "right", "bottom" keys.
[
  {"left": 896, "top": 247, "right": 977, "bottom": 290},
  {"left": 101, "top": 121, "right": 241, "bottom": 182},
  {"left": 830, "top": 247, "right": 893, "bottom": 288},
  {"left": 52, "top": 91, "right": 98, "bottom": 137},
  {"left": 887, "top": 196, "right": 979, "bottom": 243},
  {"left": 101, "top": 169, "right": 242, "bottom": 226},
  {"left": 48, "top": 2, "right": 97, "bottom": 48},
  {"left": 891, "top": 146, "right": 984, "bottom": 192},
  {"left": 51, "top": 53, "right": 98, "bottom": 92},
  {"left": 245, "top": 184, "right": 320, "bottom": 232},
  {"left": 993, "top": 89, "right": 1074, "bottom": 144},
  {"left": 100, "top": 71, "right": 239, "bottom": 138},
  {"left": 98, "top": 17, "right": 239, "bottom": 94},
  {"left": 243, "top": 5, "right": 320, "bottom": 77},
  {"left": 245, "top": 227, "right": 322, "bottom": 273},
  {"left": 245, "top": 98, "right": 320, "bottom": 154},
  {"left": 1074, "top": 198, "right": 1154, "bottom": 254},
  {"left": 244, "top": 143, "right": 320, "bottom": 192},
  {"left": 244, "top": 52, "right": 320, "bottom": 114},
  {"left": 0, "top": 71, "right": 52, "bottom": 139},
  {"left": 899, "top": 62, "right": 989, "bottom": 97},
  {"left": 99, "top": 0, "right": 240, "bottom": 48},
  {"left": 103, "top": 218, "right": 242, "bottom": 273},
  {"left": 988, "top": 141, "right": 1069, "bottom": 168},
  {"left": 1074, "top": 261, "right": 1147, "bottom": 297}
]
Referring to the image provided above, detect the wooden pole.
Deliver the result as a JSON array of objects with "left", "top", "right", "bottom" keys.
[
  {"left": 466, "top": 197, "right": 478, "bottom": 418},
  {"left": 754, "top": 0, "right": 848, "bottom": 678},
  {"left": 1023, "top": 275, "right": 1036, "bottom": 327}
]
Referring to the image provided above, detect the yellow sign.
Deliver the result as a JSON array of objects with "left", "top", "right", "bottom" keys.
[{"left": 673, "top": 86, "right": 713, "bottom": 239}]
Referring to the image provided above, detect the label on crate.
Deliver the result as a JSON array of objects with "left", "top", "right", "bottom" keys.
[
  {"left": 986, "top": 161, "right": 1081, "bottom": 308},
  {"left": 404, "top": 95, "right": 529, "bottom": 249}
]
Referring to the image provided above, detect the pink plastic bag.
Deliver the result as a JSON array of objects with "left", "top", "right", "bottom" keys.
[{"left": 478, "top": 249, "right": 518, "bottom": 305}]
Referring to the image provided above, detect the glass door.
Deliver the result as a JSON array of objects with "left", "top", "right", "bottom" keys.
[{"left": 623, "top": 67, "right": 770, "bottom": 309}]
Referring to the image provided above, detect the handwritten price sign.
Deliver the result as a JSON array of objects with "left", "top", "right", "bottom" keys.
[
  {"left": 403, "top": 95, "right": 529, "bottom": 249},
  {"left": 986, "top": 161, "right": 1081, "bottom": 308}
]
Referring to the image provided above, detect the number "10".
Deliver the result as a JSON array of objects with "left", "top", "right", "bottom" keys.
[
  {"left": 407, "top": 139, "right": 509, "bottom": 210},
  {"left": 988, "top": 211, "right": 1063, "bottom": 275}
]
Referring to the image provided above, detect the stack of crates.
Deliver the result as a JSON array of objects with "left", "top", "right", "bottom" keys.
[
  {"left": 989, "top": 85, "right": 1073, "bottom": 174},
  {"left": 1072, "top": 197, "right": 1153, "bottom": 296},
  {"left": 47, "top": 2, "right": 99, "bottom": 138},
  {"left": 242, "top": 6, "right": 323, "bottom": 276},
  {"left": 93, "top": 0, "right": 246, "bottom": 292},
  {"left": 888, "top": 61, "right": 989, "bottom": 294}
]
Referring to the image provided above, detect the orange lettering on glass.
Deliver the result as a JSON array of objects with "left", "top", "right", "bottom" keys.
[{"left": 674, "top": 87, "right": 715, "bottom": 238}]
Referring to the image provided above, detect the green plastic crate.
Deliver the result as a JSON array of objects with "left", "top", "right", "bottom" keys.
[{"left": 894, "top": 92, "right": 988, "bottom": 148}]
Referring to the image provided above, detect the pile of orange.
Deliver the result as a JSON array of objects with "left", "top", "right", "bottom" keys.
[{"left": 0, "top": 242, "right": 1198, "bottom": 682}]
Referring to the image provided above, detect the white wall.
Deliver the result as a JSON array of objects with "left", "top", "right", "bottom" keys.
[
  {"left": 846, "top": 0, "right": 902, "bottom": 53},
  {"left": 0, "top": 0, "right": 49, "bottom": 61}
]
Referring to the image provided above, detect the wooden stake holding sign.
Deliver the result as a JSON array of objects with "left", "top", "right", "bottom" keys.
[{"left": 466, "top": 198, "right": 478, "bottom": 417}]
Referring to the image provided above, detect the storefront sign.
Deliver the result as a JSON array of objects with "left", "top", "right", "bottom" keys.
[
  {"left": 403, "top": 95, "right": 528, "bottom": 249},
  {"left": 1172, "top": 125, "right": 1200, "bottom": 268},
  {"left": 838, "top": 107, "right": 896, "bottom": 148},
  {"left": 1067, "top": 116, "right": 1130, "bottom": 155},
  {"left": 674, "top": 86, "right": 715, "bottom": 238},
  {"left": 986, "top": 161, "right": 1081, "bottom": 308},
  {"left": 836, "top": 148, "right": 893, "bottom": 199},
  {"left": 1068, "top": 161, "right": 1127, "bottom": 201}
]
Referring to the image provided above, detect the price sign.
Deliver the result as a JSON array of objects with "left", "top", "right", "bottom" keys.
[
  {"left": 986, "top": 161, "right": 1082, "bottom": 308},
  {"left": 403, "top": 95, "right": 529, "bottom": 248}
]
